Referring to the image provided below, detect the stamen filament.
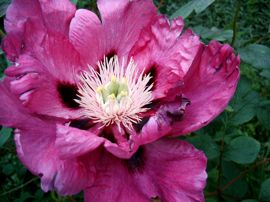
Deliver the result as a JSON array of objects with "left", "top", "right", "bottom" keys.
[{"left": 76, "top": 56, "right": 153, "bottom": 129}]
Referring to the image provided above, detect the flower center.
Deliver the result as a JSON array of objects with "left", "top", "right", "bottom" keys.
[{"left": 76, "top": 56, "right": 153, "bottom": 129}]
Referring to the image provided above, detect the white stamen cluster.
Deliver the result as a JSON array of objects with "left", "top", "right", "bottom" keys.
[{"left": 76, "top": 56, "right": 153, "bottom": 129}]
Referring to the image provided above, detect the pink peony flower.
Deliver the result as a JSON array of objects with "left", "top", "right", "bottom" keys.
[{"left": 0, "top": 0, "right": 240, "bottom": 201}]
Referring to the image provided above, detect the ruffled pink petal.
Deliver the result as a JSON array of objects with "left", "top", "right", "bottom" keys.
[
  {"left": 0, "top": 81, "right": 30, "bottom": 128},
  {"left": 5, "top": 0, "right": 75, "bottom": 35},
  {"left": 37, "top": 0, "right": 76, "bottom": 35},
  {"left": 1, "top": 32, "right": 24, "bottom": 62},
  {"left": 2, "top": 18, "right": 48, "bottom": 61},
  {"left": 0, "top": 86, "right": 95, "bottom": 195},
  {"left": 56, "top": 124, "right": 105, "bottom": 159},
  {"left": 31, "top": 33, "right": 83, "bottom": 82},
  {"left": 4, "top": 32, "right": 84, "bottom": 119},
  {"left": 4, "top": 0, "right": 42, "bottom": 34},
  {"left": 97, "top": 0, "right": 157, "bottom": 58},
  {"left": 69, "top": 9, "right": 103, "bottom": 67},
  {"left": 85, "top": 138, "right": 207, "bottom": 202},
  {"left": 56, "top": 124, "right": 139, "bottom": 160},
  {"left": 130, "top": 16, "right": 202, "bottom": 100},
  {"left": 171, "top": 40, "right": 240, "bottom": 136},
  {"left": 102, "top": 97, "right": 189, "bottom": 159},
  {"left": 131, "top": 107, "right": 174, "bottom": 146},
  {"left": 14, "top": 120, "right": 92, "bottom": 195},
  {"left": 52, "top": 158, "right": 92, "bottom": 195},
  {"left": 3, "top": 0, "right": 75, "bottom": 61},
  {"left": 69, "top": 0, "right": 157, "bottom": 66},
  {"left": 128, "top": 95, "right": 189, "bottom": 151}
]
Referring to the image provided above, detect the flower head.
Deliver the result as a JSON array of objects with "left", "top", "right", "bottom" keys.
[
  {"left": 0, "top": 0, "right": 240, "bottom": 201},
  {"left": 76, "top": 56, "right": 153, "bottom": 129}
]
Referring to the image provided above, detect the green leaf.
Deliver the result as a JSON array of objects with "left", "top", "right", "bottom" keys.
[
  {"left": 206, "top": 199, "right": 218, "bottom": 202},
  {"left": 229, "top": 77, "right": 260, "bottom": 125},
  {"left": 224, "top": 136, "right": 260, "bottom": 164},
  {"left": 259, "top": 178, "right": 270, "bottom": 201},
  {"left": 221, "top": 161, "right": 248, "bottom": 197},
  {"left": 193, "top": 26, "right": 233, "bottom": 42},
  {"left": 71, "top": 0, "right": 78, "bottom": 5},
  {"left": 257, "top": 104, "right": 270, "bottom": 130},
  {"left": 0, "top": 0, "right": 10, "bottom": 17},
  {"left": 238, "top": 44, "right": 270, "bottom": 69},
  {"left": 171, "top": 0, "right": 215, "bottom": 19},
  {"left": 0, "top": 127, "right": 12, "bottom": 147},
  {"left": 260, "top": 69, "right": 270, "bottom": 79},
  {"left": 242, "top": 200, "right": 259, "bottom": 202},
  {"left": 186, "top": 134, "right": 220, "bottom": 160},
  {"left": 2, "top": 164, "right": 14, "bottom": 175}
]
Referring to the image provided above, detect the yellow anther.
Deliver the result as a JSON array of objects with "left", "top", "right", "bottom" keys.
[
  {"left": 111, "top": 75, "right": 117, "bottom": 83},
  {"left": 108, "top": 94, "right": 116, "bottom": 100},
  {"left": 120, "top": 90, "right": 128, "bottom": 97},
  {"left": 121, "top": 77, "right": 127, "bottom": 84},
  {"left": 96, "top": 86, "right": 104, "bottom": 93}
]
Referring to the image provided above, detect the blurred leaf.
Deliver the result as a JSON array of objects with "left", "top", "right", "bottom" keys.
[
  {"left": 206, "top": 199, "right": 218, "bottom": 202},
  {"left": 239, "top": 44, "right": 270, "bottom": 69},
  {"left": 186, "top": 134, "right": 220, "bottom": 160},
  {"left": 230, "top": 77, "right": 260, "bottom": 125},
  {"left": 0, "top": 127, "right": 12, "bottom": 147},
  {"left": 171, "top": 0, "right": 215, "bottom": 19},
  {"left": 2, "top": 164, "right": 14, "bottom": 175},
  {"left": 14, "top": 192, "right": 32, "bottom": 202},
  {"left": 224, "top": 136, "right": 260, "bottom": 164},
  {"left": 242, "top": 200, "right": 259, "bottom": 202},
  {"left": 71, "top": 0, "right": 78, "bottom": 5},
  {"left": 260, "top": 69, "right": 270, "bottom": 79},
  {"left": 0, "top": 0, "right": 10, "bottom": 17},
  {"left": 257, "top": 104, "right": 270, "bottom": 130},
  {"left": 259, "top": 178, "right": 270, "bottom": 201},
  {"left": 221, "top": 161, "right": 248, "bottom": 198},
  {"left": 193, "top": 25, "right": 233, "bottom": 42}
]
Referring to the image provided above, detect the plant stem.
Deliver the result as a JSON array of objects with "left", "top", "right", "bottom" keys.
[
  {"left": 230, "top": 1, "right": 240, "bottom": 47},
  {"left": 0, "top": 177, "right": 39, "bottom": 196},
  {"left": 221, "top": 157, "right": 270, "bottom": 192},
  {"left": 216, "top": 137, "right": 225, "bottom": 201},
  {"left": 206, "top": 157, "right": 270, "bottom": 198}
]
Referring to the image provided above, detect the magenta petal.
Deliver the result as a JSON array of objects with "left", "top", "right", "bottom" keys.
[
  {"left": 29, "top": 32, "right": 83, "bottom": 83},
  {"left": 85, "top": 138, "right": 207, "bottom": 202},
  {"left": 5, "top": 0, "right": 75, "bottom": 35},
  {"left": 53, "top": 159, "right": 90, "bottom": 195},
  {"left": 70, "top": 0, "right": 157, "bottom": 67},
  {"left": 130, "top": 16, "right": 202, "bottom": 100},
  {"left": 132, "top": 113, "right": 172, "bottom": 146},
  {"left": 15, "top": 121, "right": 91, "bottom": 195},
  {"left": 69, "top": 9, "right": 104, "bottom": 66},
  {"left": 143, "top": 139, "right": 207, "bottom": 201},
  {"left": 103, "top": 139, "right": 135, "bottom": 159},
  {"left": 3, "top": 0, "right": 75, "bottom": 61},
  {"left": 5, "top": 33, "right": 84, "bottom": 119},
  {"left": 38, "top": 0, "right": 76, "bottom": 35},
  {"left": 56, "top": 125, "right": 105, "bottom": 159},
  {"left": 97, "top": 0, "right": 157, "bottom": 58},
  {"left": 171, "top": 40, "right": 240, "bottom": 136},
  {"left": 1, "top": 32, "right": 24, "bottom": 62},
  {"left": 0, "top": 81, "right": 30, "bottom": 128},
  {"left": 4, "top": 0, "right": 42, "bottom": 33}
]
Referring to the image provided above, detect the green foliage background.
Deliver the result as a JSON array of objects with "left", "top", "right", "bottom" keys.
[{"left": 0, "top": 0, "right": 270, "bottom": 201}]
